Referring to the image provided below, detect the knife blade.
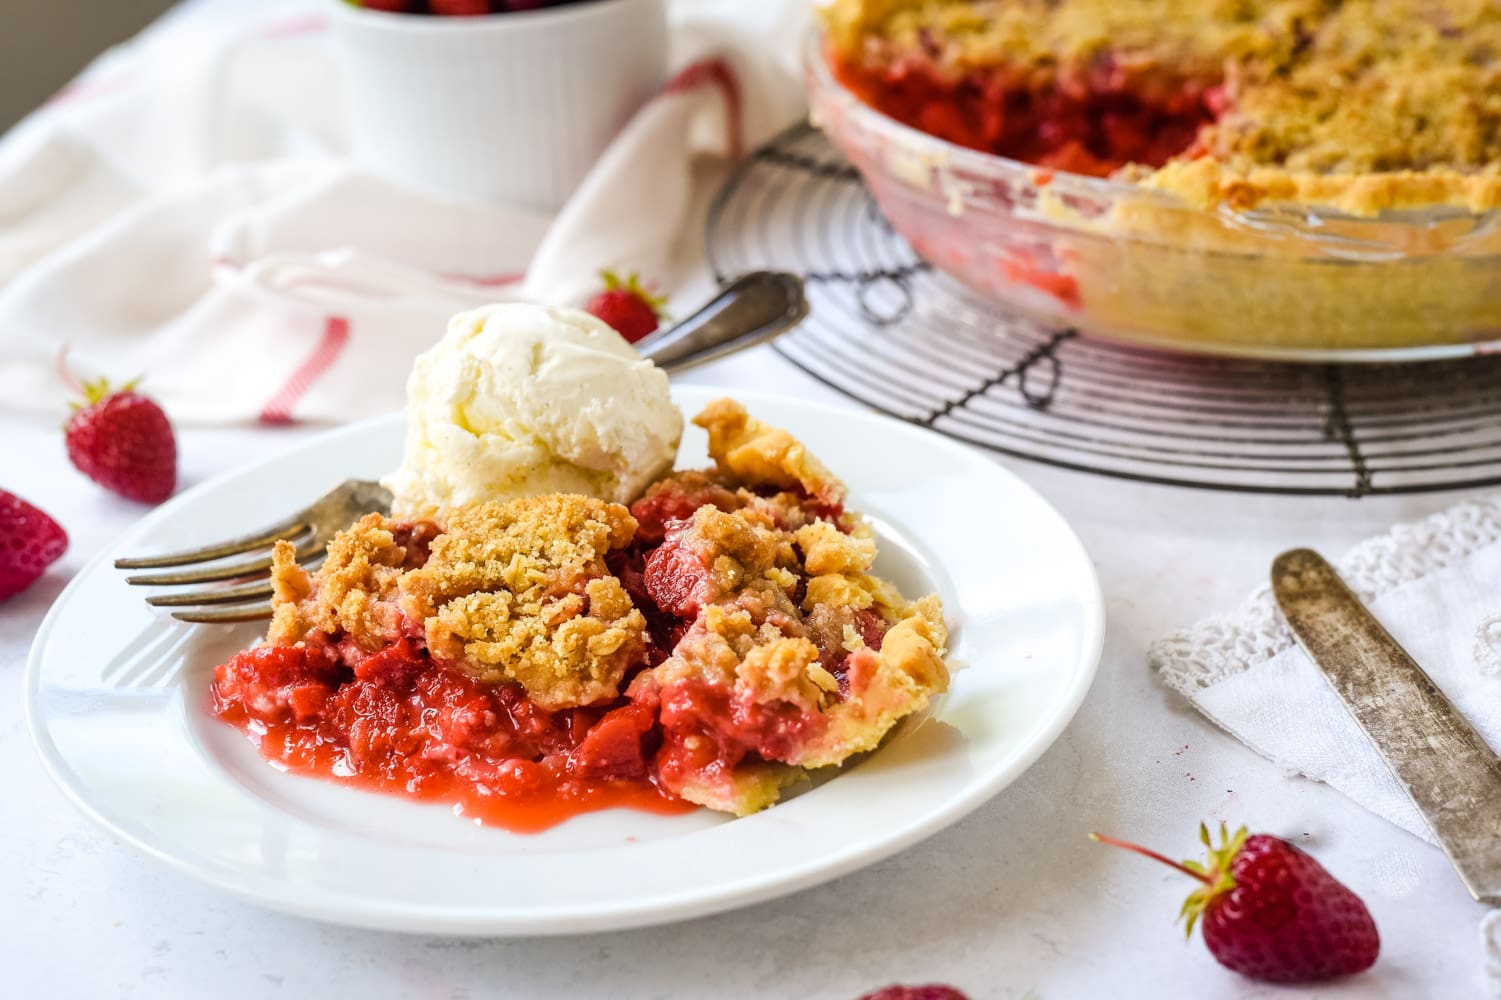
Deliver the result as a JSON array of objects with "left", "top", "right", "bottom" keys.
[{"left": 1271, "top": 547, "right": 1501, "bottom": 904}]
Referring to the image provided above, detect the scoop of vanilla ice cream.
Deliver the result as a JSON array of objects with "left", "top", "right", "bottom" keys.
[{"left": 383, "top": 303, "right": 682, "bottom": 518}]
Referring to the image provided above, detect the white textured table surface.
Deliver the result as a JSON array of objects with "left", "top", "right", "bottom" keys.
[{"left": 3, "top": 348, "right": 1490, "bottom": 999}]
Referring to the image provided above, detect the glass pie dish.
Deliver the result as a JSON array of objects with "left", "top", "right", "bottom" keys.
[{"left": 804, "top": 31, "right": 1501, "bottom": 362}]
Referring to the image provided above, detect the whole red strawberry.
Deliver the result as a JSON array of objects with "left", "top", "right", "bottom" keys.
[
  {"left": 0, "top": 490, "right": 68, "bottom": 601},
  {"left": 584, "top": 270, "right": 667, "bottom": 344},
  {"left": 1093, "top": 824, "right": 1379, "bottom": 983},
  {"left": 64, "top": 376, "right": 177, "bottom": 504}
]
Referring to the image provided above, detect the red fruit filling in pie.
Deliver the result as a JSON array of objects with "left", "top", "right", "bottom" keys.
[
  {"left": 830, "top": 51, "right": 1215, "bottom": 177},
  {"left": 211, "top": 399, "right": 950, "bottom": 830},
  {"left": 213, "top": 638, "right": 685, "bottom": 832}
]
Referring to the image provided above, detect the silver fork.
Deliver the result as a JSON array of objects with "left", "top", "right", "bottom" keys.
[
  {"left": 116, "top": 480, "right": 394, "bottom": 624},
  {"left": 117, "top": 271, "right": 808, "bottom": 624}
]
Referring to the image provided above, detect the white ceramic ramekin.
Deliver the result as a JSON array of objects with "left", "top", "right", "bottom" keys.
[{"left": 329, "top": 0, "right": 668, "bottom": 210}]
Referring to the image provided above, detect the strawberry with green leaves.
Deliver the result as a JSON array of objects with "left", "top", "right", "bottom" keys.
[
  {"left": 1093, "top": 823, "right": 1379, "bottom": 983},
  {"left": 584, "top": 270, "right": 667, "bottom": 345},
  {"left": 63, "top": 371, "right": 177, "bottom": 505}
]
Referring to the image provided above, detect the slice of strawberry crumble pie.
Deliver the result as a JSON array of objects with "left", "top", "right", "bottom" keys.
[{"left": 211, "top": 399, "right": 950, "bottom": 828}]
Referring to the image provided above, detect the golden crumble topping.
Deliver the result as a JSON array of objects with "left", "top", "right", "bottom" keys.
[
  {"left": 269, "top": 497, "right": 648, "bottom": 710},
  {"left": 796, "top": 519, "right": 876, "bottom": 576},
  {"left": 268, "top": 513, "right": 414, "bottom": 650},
  {"left": 399, "top": 495, "right": 647, "bottom": 709},
  {"left": 824, "top": 0, "right": 1285, "bottom": 78},
  {"left": 696, "top": 398, "right": 846, "bottom": 504},
  {"left": 824, "top": 0, "right": 1501, "bottom": 213}
]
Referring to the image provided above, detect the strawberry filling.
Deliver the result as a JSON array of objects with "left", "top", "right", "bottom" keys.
[
  {"left": 213, "top": 636, "right": 685, "bottom": 833},
  {"left": 654, "top": 679, "right": 826, "bottom": 785},
  {"left": 212, "top": 481, "right": 872, "bottom": 830},
  {"left": 831, "top": 52, "right": 1219, "bottom": 175},
  {"left": 642, "top": 521, "right": 716, "bottom": 618}
]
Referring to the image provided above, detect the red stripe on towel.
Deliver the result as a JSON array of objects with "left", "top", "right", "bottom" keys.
[
  {"left": 261, "top": 13, "right": 327, "bottom": 38},
  {"left": 442, "top": 270, "right": 527, "bottom": 288},
  {"left": 259, "top": 315, "right": 351, "bottom": 425},
  {"left": 662, "top": 58, "right": 745, "bottom": 160}
]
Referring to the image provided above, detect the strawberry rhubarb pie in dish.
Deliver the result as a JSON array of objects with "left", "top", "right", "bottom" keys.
[
  {"left": 813, "top": 0, "right": 1501, "bottom": 357},
  {"left": 209, "top": 307, "right": 949, "bottom": 831}
]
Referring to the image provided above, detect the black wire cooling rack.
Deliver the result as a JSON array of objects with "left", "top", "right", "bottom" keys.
[{"left": 705, "top": 122, "right": 1501, "bottom": 497}]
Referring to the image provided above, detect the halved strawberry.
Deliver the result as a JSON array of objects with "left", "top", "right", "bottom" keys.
[{"left": 0, "top": 490, "right": 68, "bottom": 601}]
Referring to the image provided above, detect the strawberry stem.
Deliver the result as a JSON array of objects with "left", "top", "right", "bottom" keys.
[{"left": 1089, "top": 832, "right": 1213, "bottom": 884}]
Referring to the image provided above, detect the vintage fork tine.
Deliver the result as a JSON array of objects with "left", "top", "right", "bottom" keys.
[
  {"left": 146, "top": 579, "right": 278, "bottom": 607},
  {"left": 171, "top": 604, "right": 275, "bottom": 625},
  {"left": 124, "top": 537, "right": 324, "bottom": 587},
  {"left": 115, "top": 515, "right": 310, "bottom": 569}
]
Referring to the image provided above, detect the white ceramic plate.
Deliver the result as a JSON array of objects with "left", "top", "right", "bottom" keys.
[{"left": 27, "top": 386, "right": 1103, "bottom": 935}]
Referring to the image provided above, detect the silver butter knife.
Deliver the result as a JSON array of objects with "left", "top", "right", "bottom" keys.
[{"left": 1271, "top": 547, "right": 1501, "bottom": 904}]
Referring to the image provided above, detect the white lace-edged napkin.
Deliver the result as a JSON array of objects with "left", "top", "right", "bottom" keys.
[{"left": 1150, "top": 495, "right": 1501, "bottom": 845}]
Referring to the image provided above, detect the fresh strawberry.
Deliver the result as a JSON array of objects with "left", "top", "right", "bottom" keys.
[
  {"left": 429, "top": 0, "right": 492, "bottom": 13},
  {"left": 1092, "top": 823, "right": 1379, "bottom": 983},
  {"left": 353, "top": 0, "right": 416, "bottom": 11},
  {"left": 64, "top": 376, "right": 177, "bottom": 504},
  {"left": 857, "top": 986, "right": 969, "bottom": 1000},
  {"left": 584, "top": 270, "right": 667, "bottom": 344},
  {"left": 0, "top": 490, "right": 68, "bottom": 601}
]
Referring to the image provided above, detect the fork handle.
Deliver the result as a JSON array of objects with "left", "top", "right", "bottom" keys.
[{"left": 634, "top": 271, "right": 808, "bottom": 374}]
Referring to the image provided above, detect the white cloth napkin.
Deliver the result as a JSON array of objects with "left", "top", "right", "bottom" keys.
[
  {"left": 1150, "top": 495, "right": 1501, "bottom": 845},
  {"left": 0, "top": 0, "right": 807, "bottom": 425}
]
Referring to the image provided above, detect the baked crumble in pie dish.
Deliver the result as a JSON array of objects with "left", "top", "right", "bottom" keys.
[
  {"left": 811, "top": 0, "right": 1501, "bottom": 357},
  {"left": 211, "top": 400, "right": 950, "bottom": 830}
]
